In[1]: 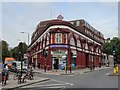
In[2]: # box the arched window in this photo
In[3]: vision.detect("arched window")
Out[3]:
[77,40,81,47]
[55,33,62,43]
[99,49,101,53]
[43,39,45,48]
[96,47,99,53]
[70,36,75,46]
[85,43,88,50]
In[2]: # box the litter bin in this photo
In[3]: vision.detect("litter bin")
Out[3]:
[113,67,116,74]
[116,65,118,73]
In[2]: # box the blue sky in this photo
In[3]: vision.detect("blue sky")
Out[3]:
[1,2,118,47]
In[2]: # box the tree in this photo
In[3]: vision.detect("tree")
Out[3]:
[103,37,120,62]
[1,40,11,63]
[10,42,28,61]
[10,46,19,60]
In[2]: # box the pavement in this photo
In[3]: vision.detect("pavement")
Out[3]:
[1,65,113,90]
[33,65,110,75]
[1,75,49,90]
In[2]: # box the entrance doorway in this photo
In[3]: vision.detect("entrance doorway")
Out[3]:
[54,58,59,65]
[85,53,89,67]
[53,58,59,70]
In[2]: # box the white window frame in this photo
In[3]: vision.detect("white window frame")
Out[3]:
[70,37,75,46]
[77,40,81,47]
[55,33,62,43]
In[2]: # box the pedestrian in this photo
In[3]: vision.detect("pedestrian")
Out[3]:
[2,68,7,85]
[4,64,9,80]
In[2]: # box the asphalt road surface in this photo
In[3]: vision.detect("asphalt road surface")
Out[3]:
[16,67,118,90]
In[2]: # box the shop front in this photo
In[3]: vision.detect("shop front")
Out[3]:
[51,49,68,70]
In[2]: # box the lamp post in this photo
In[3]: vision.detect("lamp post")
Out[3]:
[20,32,29,71]
[21,32,30,45]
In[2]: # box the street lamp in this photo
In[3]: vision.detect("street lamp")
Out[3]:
[21,32,30,45]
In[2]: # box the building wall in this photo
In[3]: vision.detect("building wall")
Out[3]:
[28,20,104,70]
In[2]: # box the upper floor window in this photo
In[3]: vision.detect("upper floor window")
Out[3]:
[70,37,75,46]
[43,40,45,48]
[77,40,81,47]
[46,36,49,45]
[85,43,88,50]
[55,33,62,43]
[76,21,80,26]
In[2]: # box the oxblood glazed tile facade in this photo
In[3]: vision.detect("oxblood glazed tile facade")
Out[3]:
[28,15,105,70]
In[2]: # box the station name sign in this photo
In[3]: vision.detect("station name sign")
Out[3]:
[50,45,68,48]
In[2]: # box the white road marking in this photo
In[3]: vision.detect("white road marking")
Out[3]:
[52,79,74,86]
[106,73,110,75]
[37,84,67,87]
[44,86,66,88]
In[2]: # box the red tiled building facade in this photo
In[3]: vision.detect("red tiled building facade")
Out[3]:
[28,16,105,70]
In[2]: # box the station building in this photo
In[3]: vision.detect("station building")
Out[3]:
[28,15,105,70]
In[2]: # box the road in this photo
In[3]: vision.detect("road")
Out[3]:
[15,67,118,90]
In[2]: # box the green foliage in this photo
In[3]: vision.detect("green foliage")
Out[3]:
[103,37,120,61]
[1,40,11,63]
[10,42,28,60]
